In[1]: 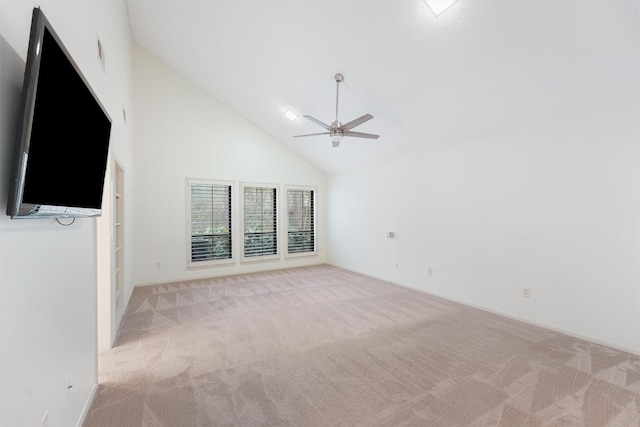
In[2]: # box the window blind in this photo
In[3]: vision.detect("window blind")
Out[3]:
[287,189,315,254]
[243,186,277,257]
[190,182,232,262]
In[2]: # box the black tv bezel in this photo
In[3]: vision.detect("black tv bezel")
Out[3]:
[6,7,112,219]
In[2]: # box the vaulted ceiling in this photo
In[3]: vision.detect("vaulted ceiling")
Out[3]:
[125,0,639,173]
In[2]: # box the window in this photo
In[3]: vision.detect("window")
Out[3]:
[188,179,232,264]
[287,187,316,255]
[242,184,278,258]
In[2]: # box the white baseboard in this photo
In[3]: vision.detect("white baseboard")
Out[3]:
[327,262,640,357]
[134,260,327,288]
[76,382,98,427]
[396,279,640,357]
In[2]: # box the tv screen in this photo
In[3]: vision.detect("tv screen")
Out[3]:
[6,7,112,219]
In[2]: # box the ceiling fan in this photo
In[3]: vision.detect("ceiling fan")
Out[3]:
[294,73,380,148]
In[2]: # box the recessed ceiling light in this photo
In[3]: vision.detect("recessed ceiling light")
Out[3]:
[423,0,459,17]
[284,109,299,121]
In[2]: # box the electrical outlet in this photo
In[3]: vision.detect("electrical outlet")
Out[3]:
[41,411,48,427]
[428,268,433,276]
[522,287,531,298]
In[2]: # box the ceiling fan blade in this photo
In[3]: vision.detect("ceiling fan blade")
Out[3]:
[344,130,380,139]
[340,113,373,131]
[304,115,331,131]
[293,132,331,138]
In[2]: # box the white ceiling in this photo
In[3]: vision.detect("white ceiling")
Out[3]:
[125,0,639,173]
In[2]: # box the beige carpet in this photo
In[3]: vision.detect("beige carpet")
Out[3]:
[84,264,640,426]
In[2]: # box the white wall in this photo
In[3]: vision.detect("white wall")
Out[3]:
[0,1,133,426]
[132,47,327,286]
[328,99,640,354]
[93,0,136,352]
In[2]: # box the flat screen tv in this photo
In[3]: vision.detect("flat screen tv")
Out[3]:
[6,7,112,219]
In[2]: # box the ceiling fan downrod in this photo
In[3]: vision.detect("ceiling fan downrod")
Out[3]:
[334,73,344,126]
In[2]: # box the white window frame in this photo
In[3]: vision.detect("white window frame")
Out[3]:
[186,178,235,268]
[284,185,318,258]
[240,182,280,263]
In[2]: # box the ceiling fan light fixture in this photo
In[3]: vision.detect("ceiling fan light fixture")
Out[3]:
[284,109,299,121]
[331,131,343,144]
[423,0,459,17]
